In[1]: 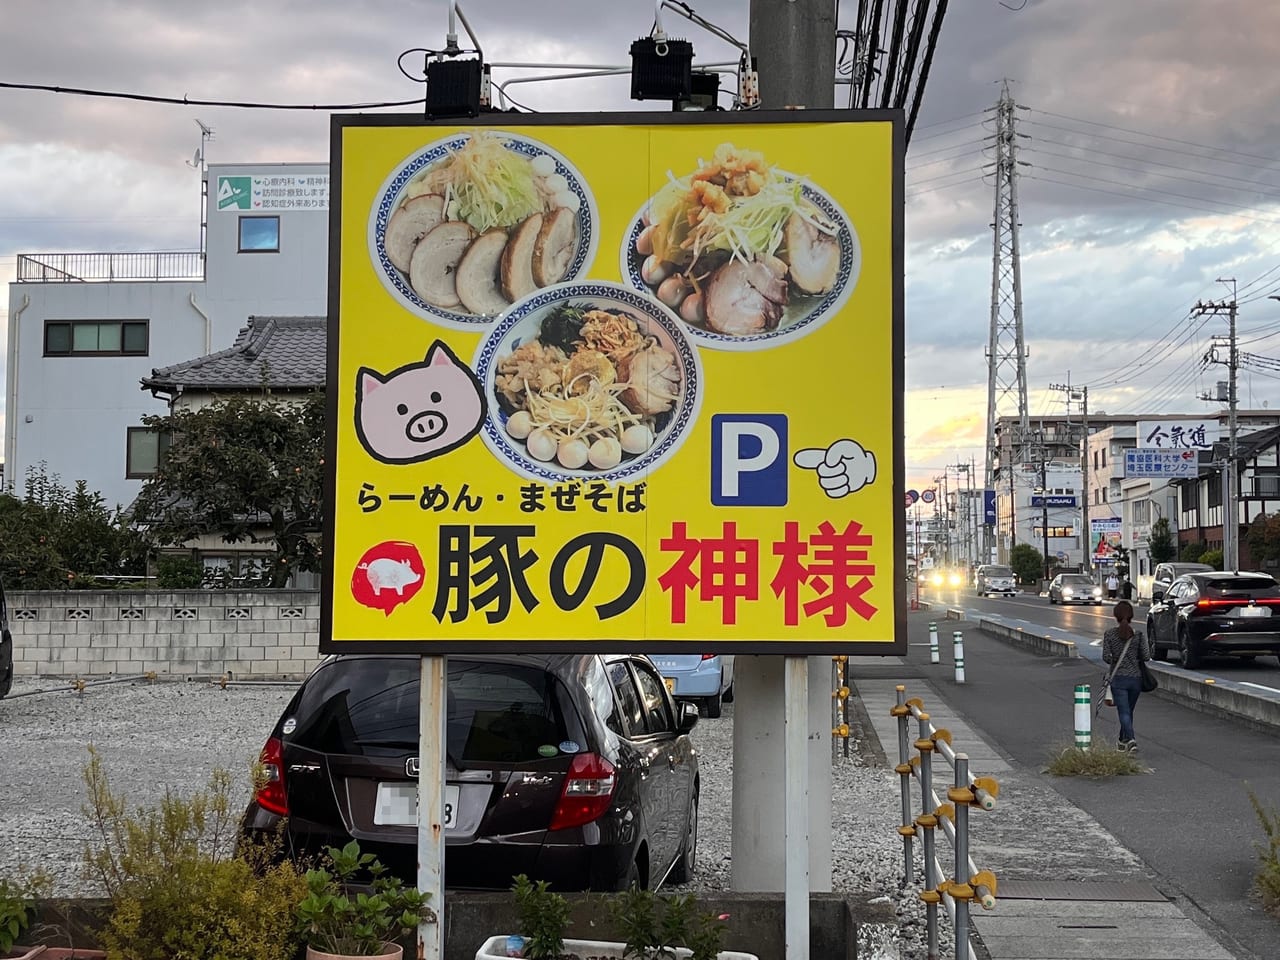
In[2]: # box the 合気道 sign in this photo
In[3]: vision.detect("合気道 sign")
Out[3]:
[322,111,904,653]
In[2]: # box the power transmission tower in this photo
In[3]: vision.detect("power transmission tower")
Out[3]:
[983,78,1030,563]
[1195,283,1239,569]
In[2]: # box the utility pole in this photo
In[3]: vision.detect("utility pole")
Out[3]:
[1037,429,1051,581]
[1050,378,1090,574]
[1195,283,1239,569]
[983,78,1030,564]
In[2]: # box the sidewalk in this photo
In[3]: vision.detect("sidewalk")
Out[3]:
[856,674,1237,960]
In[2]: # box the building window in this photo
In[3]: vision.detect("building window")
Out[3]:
[126,427,170,478]
[1133,499,1152,525]
[1207,473,1222,508]
[238,215,280,252]
[1253,472,1280,497]
[1180,483,1195,512]
[45,320,148,357]
[1032,526,1075,538]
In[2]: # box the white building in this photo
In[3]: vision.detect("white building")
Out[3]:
[4,162,328,508]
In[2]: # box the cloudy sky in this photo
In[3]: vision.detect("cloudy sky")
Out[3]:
[5,0,1280,495]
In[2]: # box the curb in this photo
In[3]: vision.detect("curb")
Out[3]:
[978,618,1077,658]
[978,619,1280,733]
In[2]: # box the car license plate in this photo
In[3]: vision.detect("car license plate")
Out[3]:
[1238,606,1270,618]
[664,677,676,693]
[374,782,460,827]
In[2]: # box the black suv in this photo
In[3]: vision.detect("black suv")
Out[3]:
[241,653,700,892]
[0,577,13,699]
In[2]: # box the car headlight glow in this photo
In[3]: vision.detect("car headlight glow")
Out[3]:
[949,573,962,586]
[1092,587,1102,596]
[1063,588,1074,596]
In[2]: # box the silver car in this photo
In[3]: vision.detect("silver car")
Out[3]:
[975,564,1018,597]
[1048,573,1104,605]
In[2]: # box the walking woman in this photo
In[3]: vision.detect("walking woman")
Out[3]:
[1102,600,1152,751]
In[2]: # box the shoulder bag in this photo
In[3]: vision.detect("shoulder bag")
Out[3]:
[1099,636,1132,710]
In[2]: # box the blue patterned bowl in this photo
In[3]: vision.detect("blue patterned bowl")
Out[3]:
[619,174,859,350]
[369,132,599,330]
[472,281,704,484]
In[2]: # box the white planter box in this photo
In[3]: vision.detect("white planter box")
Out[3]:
[475,936,758,960]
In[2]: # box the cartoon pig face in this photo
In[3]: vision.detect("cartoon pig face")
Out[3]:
[355,341,487,464]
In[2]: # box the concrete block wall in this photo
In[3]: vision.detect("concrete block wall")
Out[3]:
[6,589,325,678]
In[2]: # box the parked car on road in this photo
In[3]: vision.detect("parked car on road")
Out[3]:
[1048,573,1103,605]
[1151,562,1214,602]
[241,653,699,892]
[974,564,1019,597]
[0,577,12,699]
[646,654,734,718]
[1145,571,1280,668]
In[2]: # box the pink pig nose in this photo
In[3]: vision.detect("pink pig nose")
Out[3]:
[406,410,448,443]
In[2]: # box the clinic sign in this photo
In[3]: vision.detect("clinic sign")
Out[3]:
[1124,448,1198,478]
[322,111,904,654]
[216,174,329,212]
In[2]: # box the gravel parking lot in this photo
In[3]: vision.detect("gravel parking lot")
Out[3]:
[0,674,937,957]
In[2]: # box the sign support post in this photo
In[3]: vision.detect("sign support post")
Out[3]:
[416,655,447,960]
[783,655,810,960]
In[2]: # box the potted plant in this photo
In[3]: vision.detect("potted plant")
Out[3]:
[475,878,757,960]
[294,841,433,960]
[80,747,308,960]
[0,875,41,960]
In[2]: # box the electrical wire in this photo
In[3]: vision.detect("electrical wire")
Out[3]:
[1031,163,1280,218]
[1027,135,1279,194]
[1022,118,1280,174]
[0,79,425,110]
[1025,174,1280,229]
[1029,108,1280,167]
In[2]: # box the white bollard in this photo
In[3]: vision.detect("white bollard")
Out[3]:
[1074,684,1091,751]
[952,630,966,684]
[929,621,940,664]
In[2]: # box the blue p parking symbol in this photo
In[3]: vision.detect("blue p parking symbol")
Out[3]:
[711,414,788,506]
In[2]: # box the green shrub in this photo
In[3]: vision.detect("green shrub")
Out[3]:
[512,874,571,959]
[1199,548,1224,570]
[81,746,307,960]
[1045,741,1144,778]
[155,554,205,589]
[606,887,729,960]
[1249,790,1280,916]
[1009,543,1043,586]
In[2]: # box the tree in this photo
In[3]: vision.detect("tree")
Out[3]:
[0,465,145,590]
[1180,540,1207,563]
[1149,517,1176,565]
[1009,543,1043,586]
[131,393,325,589]
[1199,548,1224,570]
[1246,513,1280,572]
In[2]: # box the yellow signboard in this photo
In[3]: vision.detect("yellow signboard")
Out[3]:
[322,110,904,654]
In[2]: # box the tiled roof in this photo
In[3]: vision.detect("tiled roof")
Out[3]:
[141,316,325,393]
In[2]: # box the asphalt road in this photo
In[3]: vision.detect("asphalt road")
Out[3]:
[884,595,1280,960]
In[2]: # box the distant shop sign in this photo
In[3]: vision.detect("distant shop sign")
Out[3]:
[1031,495,1076,507]
[1137,419,1219,451]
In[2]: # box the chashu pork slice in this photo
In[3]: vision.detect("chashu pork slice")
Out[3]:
[455,229,511,317]
[783,210,840,295]
[409,221,477,309]
[500,213,544,302]
[385,194,445,273]
[531,207,577,287]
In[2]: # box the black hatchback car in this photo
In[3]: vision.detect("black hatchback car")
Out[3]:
[0,576,13,699]
[241,653,700,892]
[1146,571,1280,668]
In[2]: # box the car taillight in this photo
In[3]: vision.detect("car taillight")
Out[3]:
[1197,598,1245,608]
[255,736,288,816]
[549,753,616,831]
[701,653,715,661]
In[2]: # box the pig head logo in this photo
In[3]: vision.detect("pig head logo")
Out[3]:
[355,340,486,464]
[351,541,425,616]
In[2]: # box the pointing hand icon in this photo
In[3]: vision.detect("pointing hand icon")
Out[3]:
[794,439,877,499]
